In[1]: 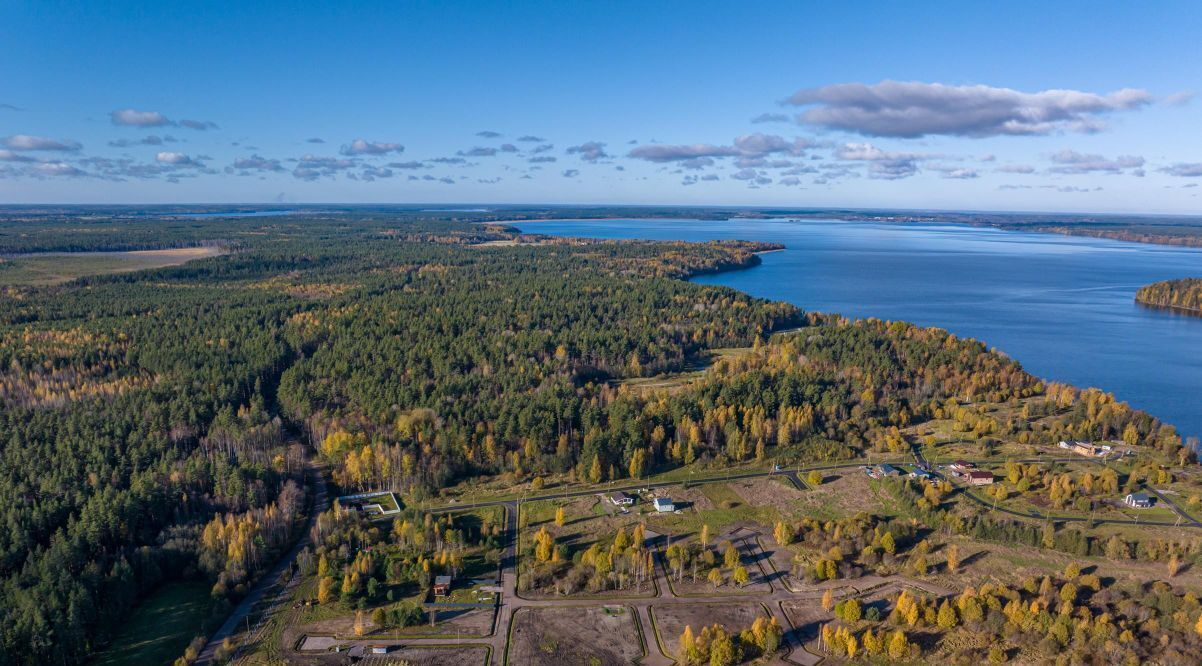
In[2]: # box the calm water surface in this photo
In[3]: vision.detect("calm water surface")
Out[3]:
[516,218,1202,441]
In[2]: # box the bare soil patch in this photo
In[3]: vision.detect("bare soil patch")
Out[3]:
[730,477,807,515]
[508,606,642,666]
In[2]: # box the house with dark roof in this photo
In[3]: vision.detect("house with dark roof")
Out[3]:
[1124,492,1153,508]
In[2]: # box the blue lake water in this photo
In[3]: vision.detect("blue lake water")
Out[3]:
[515,218,1202,442]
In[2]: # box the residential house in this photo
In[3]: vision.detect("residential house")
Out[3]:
[966,471,994,486]
[433,575,452,596]
[1124,492,1153,508]
[610,492,635,506]
[653,497,675,513]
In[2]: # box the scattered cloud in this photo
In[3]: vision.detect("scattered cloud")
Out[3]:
[340,139,404,156]
[32,161,87,177]
[155,151,203,167]
[500,143,518,153]
[751,112,790,124]
[180,119,219,131]
[0,150,34,162]
[834,142,924,179]
[356,166,394,181]
[228,154,284,173]
[1047,149,1143,174]
[2,134,82,151]
[566,141,609,162]
[1161,163,1202,177]
[1164,91,1195,106]
[109,135,176,147]
[458,146,497,157]
[387,160,427,169]
[562,168,580,177]
[110,108,217,130]
[306,137,325,144]
[430,156,467,165]
[517,135,545,142]
[786,80,1152,138]
[629,143,737,163]
[292,154,357,180]
[111,108,172,127]
[996,163,1036,174]
[628,134,815,168]
[528,156,557,163]
[476,130,502,138]
[930,165,979,179]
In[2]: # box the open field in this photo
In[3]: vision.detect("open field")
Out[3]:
[507,606,643,665]
[0,246,225,286]
[617,346,757,394]
[90,581,211,666]
[786,469,899,521]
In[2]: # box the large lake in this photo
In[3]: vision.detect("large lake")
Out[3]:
[515,218,1202,442]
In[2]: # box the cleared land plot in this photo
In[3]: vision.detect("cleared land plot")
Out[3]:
[617,347,755,394]
[361,645,489,665]
[90,581,211,666]
[0,247,224,286]
[508,606,643,666]
[299,604,494,639]
[786,470,897,521]
[652,602,769,660]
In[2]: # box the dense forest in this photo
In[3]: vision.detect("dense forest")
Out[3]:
[1137,277,1202,313]
[0,208,1192,665]
[0,210,793,664]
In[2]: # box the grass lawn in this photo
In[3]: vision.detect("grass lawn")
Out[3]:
[91,581,211,666]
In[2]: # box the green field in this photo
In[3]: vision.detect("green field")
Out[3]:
[90,582,212,666]
[0,247,223,286]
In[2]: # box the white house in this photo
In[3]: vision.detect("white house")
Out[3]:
[653,497,675,512]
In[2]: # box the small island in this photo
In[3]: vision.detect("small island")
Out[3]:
[1135,278,1202,315]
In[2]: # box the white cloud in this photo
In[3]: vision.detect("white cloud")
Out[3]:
[1047,149,1143,174]
[2,134,81,151]
[340,139,404,156]
[111,109,173,127]
[786,80,1152,138]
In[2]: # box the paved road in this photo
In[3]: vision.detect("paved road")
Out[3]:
[196,464,328,665]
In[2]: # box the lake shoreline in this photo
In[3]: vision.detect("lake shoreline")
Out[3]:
[516,217,1202,441]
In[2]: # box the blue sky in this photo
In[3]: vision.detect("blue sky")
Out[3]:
[2,1,1201,212]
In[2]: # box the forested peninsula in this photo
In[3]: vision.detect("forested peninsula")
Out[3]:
[1136,278,1202,314]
